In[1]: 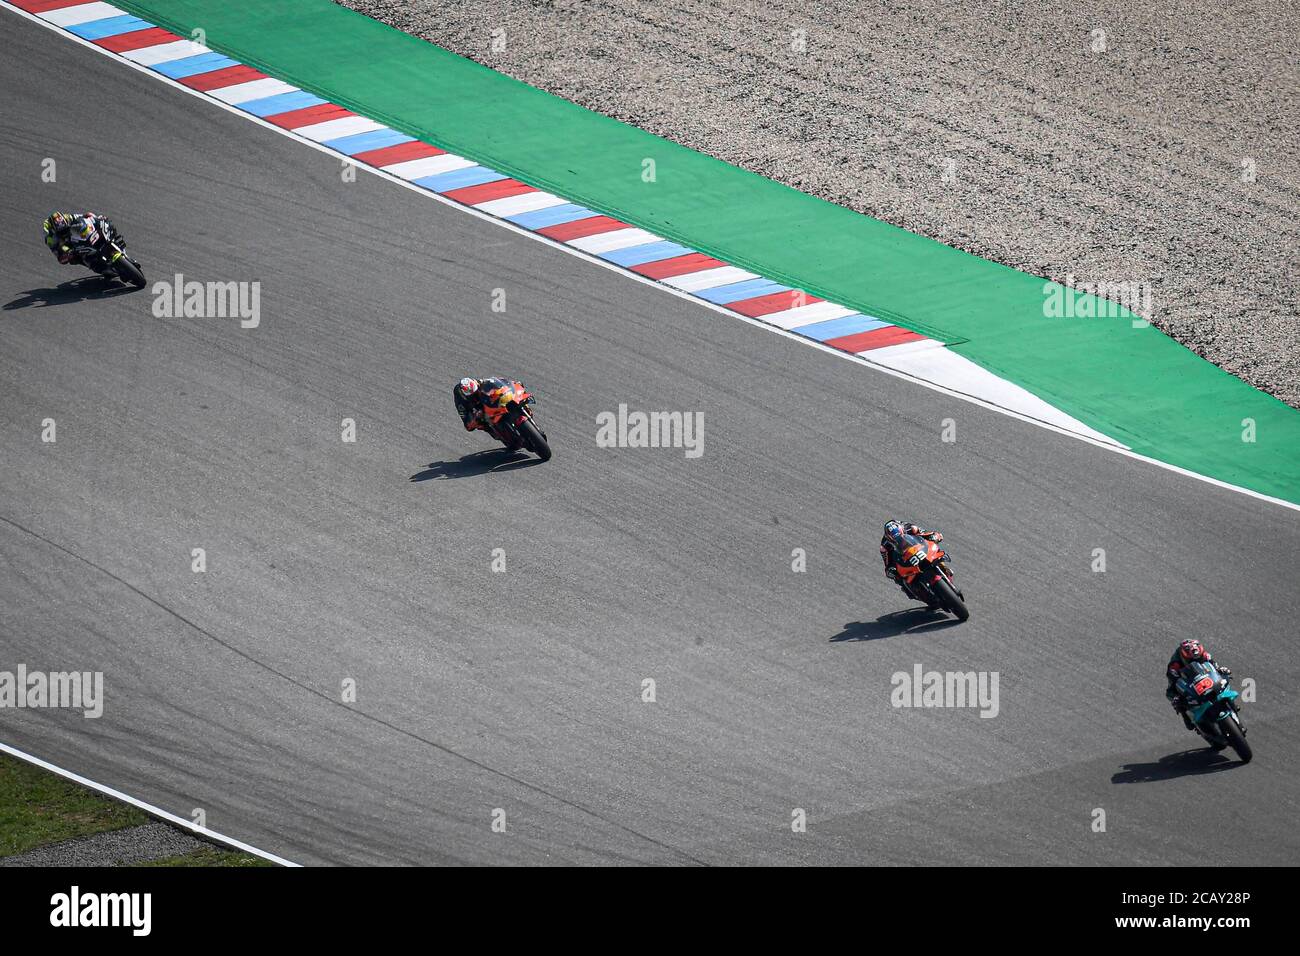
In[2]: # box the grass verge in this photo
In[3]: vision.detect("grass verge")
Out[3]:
[0,752,271,866]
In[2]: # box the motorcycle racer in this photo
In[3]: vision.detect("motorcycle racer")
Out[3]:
[43,210,122,270]
[1165,639,1233,731]
[453,377,485,431]
[454,376,522,450]
[880,519,949,602]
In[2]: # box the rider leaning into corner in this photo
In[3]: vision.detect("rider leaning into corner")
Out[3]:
[1165,639,1234,731]
[454,377,521,450]
[879,519,950,603]
[42,210,122,270]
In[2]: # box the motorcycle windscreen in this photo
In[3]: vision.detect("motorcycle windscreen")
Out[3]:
[1179,660,1220,698]
[489,381,520,406]
[897,534,927,565]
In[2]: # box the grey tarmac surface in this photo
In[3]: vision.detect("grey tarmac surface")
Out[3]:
[1,14,1298,865]
[344,0,1300,407]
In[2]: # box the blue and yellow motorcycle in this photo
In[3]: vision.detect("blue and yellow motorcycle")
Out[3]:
[1175,660,1252,763]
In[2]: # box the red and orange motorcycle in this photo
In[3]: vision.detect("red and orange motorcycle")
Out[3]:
[479,379,552,461]
[893,532,969,621]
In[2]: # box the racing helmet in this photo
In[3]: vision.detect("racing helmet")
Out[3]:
[456,377,480,399]
[1178,639,1205,663]
[884,519,904,542]
[43,211,71,238]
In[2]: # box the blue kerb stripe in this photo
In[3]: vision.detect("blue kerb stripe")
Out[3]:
[507,204,595,229]
[414,166,508,193]
[600,241,694,267]
[697,278,791,304]
[68,15,150,40]
[152,52,240,79]
[323,129,416,155]
[792,314,888,341]
[239,90,328,117]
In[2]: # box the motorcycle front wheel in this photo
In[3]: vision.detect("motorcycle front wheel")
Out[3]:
[113,254,146,288]
[1222,716,1253,763]
[932,577,969,621]
[518,417,551,461]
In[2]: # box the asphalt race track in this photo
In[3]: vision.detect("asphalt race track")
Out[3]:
[2,15,1298,865]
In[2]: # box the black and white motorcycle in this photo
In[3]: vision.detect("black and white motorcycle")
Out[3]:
[58,216,146,288]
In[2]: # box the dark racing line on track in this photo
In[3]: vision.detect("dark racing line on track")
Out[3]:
[1,11,1298,864]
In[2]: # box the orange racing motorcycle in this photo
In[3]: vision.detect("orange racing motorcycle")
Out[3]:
[479,379,552,461]
[892,532,969,621]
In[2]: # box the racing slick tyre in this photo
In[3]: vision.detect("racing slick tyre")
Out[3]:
[1223,717,1253,763]
[933,578,970,621]
[114,256,146,288]
[518,418,552,462]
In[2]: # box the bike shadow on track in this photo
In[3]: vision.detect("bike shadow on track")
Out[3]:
[1111,748,1245,784]
[4,277,140,311]
[829,608,963,642]
[409,448,544,481]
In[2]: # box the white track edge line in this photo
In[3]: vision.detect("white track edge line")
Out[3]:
[5,1,1297,515]
[0,740,301,866]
